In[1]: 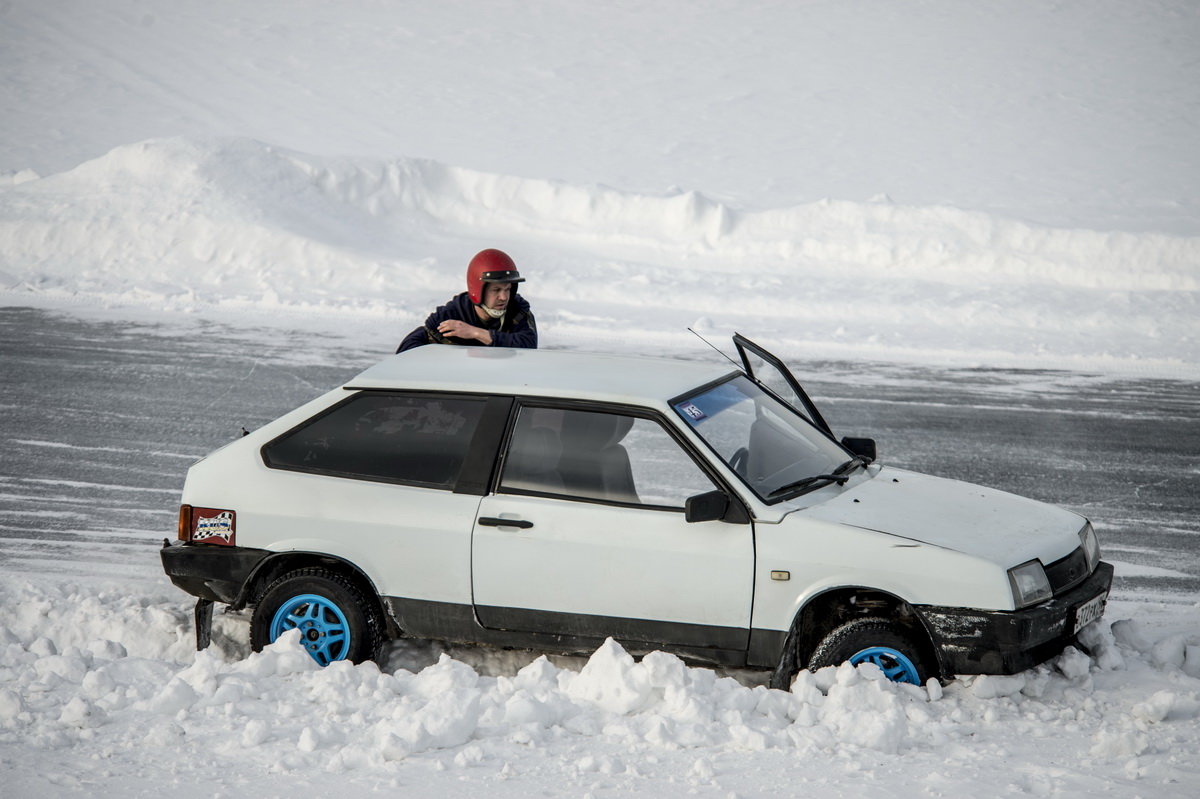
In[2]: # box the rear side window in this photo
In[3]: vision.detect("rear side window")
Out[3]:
[263,393,486,489]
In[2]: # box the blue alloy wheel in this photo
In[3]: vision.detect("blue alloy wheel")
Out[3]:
[776,616,931,690]
[849,645,922,684]
[269,593,351,666]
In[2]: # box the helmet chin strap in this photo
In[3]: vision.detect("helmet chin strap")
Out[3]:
[479,304,505,319]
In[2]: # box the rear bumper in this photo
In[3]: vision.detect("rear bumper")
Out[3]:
[160,540,268,605]
[918,561,1114,675]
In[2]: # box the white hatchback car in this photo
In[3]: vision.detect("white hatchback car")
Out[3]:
[162,335,1112,686]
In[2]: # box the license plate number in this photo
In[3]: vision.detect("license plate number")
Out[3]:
[1073,592,1107,634]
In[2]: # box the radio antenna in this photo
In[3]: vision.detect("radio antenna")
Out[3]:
[687,327,741,369]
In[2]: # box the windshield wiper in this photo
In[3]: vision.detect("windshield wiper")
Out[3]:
[767,472,849,499]
[767,458,865,500]
[833,456,868,476]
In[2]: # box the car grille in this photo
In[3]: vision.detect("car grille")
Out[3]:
[1046,546,1090,595]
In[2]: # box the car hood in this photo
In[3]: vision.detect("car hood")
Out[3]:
[794,466,1083,568]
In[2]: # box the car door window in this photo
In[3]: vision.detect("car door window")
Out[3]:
[262,392,486,489]
[500,407,715,508]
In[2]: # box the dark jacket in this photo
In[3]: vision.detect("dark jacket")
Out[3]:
[397,292,537,353]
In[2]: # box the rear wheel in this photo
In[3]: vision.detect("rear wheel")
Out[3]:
[806,617,927,685]
[250,568,384,666]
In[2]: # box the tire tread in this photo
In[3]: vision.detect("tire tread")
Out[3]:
[249,567,385,664]
[806,617,927,682]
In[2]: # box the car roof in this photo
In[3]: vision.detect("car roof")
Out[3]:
[348,346,741,405]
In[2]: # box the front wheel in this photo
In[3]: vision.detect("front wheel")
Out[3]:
[806,617,928,685]
[250,568,384,666]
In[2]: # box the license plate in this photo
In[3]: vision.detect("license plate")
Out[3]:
[1073,592,1107,634]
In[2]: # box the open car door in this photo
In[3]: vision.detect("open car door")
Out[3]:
[732,333,835,439]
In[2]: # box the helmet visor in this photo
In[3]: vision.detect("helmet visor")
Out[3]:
[480,269,524,284]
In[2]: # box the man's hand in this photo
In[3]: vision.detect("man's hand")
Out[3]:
[437,319,493,345]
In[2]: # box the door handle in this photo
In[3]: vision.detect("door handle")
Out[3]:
[478,516,534,529]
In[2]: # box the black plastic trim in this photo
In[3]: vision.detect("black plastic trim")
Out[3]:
[747,627,789,668]
[454,395,515,495]
[478,516,534,528]
[918,561,1114,675]
[160,541,270,604]
[385,596,751,668]
[1045,545,1089,595]
[476,604,748,651]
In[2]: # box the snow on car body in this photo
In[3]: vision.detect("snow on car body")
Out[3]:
[162,336,1112,685]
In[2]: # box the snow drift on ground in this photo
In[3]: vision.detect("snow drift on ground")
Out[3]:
[2,577,1200,798]
[2,136,1198,376]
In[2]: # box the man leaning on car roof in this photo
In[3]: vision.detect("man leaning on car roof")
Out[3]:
[397,249,538,352]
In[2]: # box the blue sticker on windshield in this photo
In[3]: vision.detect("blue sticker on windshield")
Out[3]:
[677,402,707,422]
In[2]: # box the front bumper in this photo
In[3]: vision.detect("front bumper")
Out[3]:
[160,540,269,606]
[918,561,1114,675]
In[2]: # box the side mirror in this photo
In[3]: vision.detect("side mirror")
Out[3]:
[685,490,751,524]
[841,436,877,462]
[685,490,730,523]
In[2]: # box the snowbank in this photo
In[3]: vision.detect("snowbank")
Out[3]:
[2,578,1198,796]
[5,2,1199,236]
[2,138,1197,376]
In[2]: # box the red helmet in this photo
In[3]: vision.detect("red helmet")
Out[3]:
[466,249,524,305]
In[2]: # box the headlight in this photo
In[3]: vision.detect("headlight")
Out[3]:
[1008,560,1052,608]
[1079,521,1101,574]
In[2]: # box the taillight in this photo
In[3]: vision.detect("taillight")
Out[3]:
[178,505,193,541]
[178,505,237,546]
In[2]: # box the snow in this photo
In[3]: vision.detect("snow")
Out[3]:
[2,0,1199,796]
[2,576,1200,797]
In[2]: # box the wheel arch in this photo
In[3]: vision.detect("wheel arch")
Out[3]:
[771,585,943,687]
[234,551,398,636]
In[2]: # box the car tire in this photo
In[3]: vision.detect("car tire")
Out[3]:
[806,617,927,685]
[250,568,384,667]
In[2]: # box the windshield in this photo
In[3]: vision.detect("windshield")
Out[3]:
[674,375,848,501]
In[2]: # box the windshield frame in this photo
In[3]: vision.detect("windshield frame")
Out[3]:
[670,373,854,505]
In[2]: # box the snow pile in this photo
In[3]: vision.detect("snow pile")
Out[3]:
[2,578,1199,796]
[4,2,1199,236]
[2,137,1198,375]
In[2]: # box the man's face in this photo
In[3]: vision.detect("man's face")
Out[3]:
[482,282,512,311]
